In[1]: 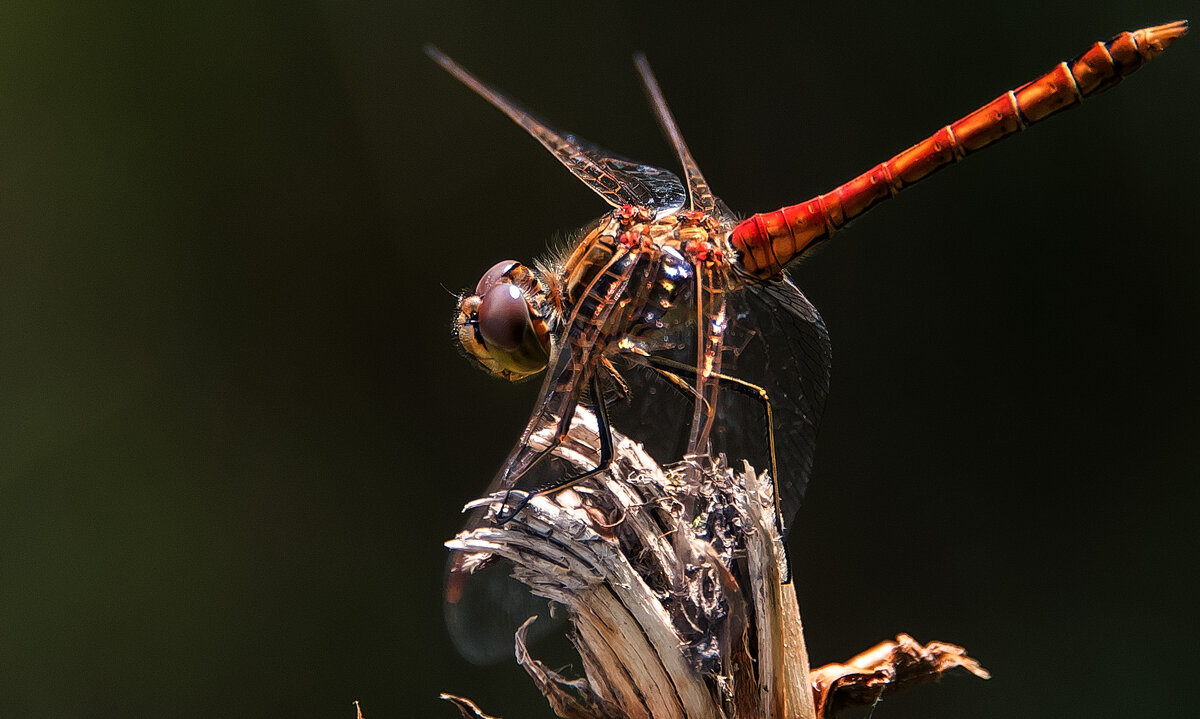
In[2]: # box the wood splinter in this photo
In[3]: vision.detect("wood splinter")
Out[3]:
[443,407,988,718]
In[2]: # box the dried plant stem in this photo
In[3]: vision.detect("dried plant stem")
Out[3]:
[444,408,987,718]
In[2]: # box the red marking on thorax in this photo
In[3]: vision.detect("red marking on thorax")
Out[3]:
[685,239,723,264]
[615,204,652,226]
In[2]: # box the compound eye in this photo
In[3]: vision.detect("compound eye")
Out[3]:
[475,260,519,297]
[478,283,531,351]
[477,283,549,374]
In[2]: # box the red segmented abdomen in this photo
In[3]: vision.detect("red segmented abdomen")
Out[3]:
[730,21,1188,279]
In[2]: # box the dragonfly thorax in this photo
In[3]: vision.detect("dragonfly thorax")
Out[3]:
[454,206,734,385]
[559,206,732,304]
[540,205,741,369]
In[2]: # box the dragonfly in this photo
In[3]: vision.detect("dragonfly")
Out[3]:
[429,21,1187,664]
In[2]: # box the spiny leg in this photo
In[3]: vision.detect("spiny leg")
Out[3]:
[643,355,795,582]
[601,356,632,404]
[494,373,615,524]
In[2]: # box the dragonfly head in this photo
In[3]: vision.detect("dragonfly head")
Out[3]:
[455,260,552,382]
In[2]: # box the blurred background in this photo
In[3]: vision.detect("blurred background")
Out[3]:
[1,1,1197,717]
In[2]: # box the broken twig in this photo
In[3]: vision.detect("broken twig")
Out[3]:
[444,407,986,717]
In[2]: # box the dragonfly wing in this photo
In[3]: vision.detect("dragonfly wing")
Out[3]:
[444,247,644,662]
[730,277,832,536]
[633,54,728,216]
[443,552,563,665]
[427,46,686,215]
[582,143,688,216]
[440,330,590,661]
[617,268,829,538]
[442,347,602,664]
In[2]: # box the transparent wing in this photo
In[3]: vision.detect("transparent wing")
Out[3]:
[443,552,563,665]
[745,278,832,532]
[444,248,641,662]
[602,270,829,539]
[441,337,593,661]
[720,276,832,535]
[633,54,728,216]
[427,46,687,215]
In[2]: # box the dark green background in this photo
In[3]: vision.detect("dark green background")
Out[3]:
[2,1,1197,717]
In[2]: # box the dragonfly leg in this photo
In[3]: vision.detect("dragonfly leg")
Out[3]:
[601,356,632,403]
[494,373,615,524]
[643,356,795,582]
